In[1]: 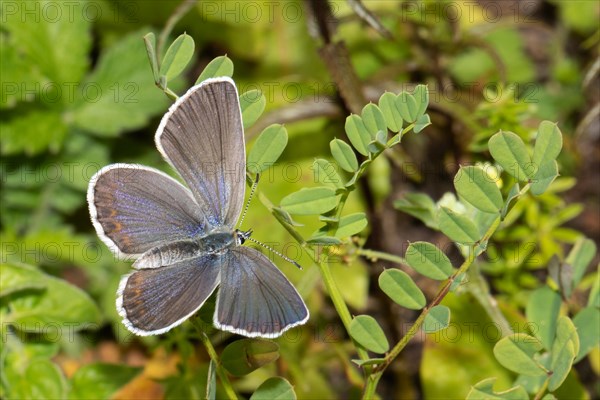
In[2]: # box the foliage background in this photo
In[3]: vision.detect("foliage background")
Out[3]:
[1,0,598,399]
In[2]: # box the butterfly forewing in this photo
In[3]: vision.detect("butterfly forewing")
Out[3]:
[156,78,246,228]
[118,253,222,335]
[215,246,309,338]
[88,164,208,256]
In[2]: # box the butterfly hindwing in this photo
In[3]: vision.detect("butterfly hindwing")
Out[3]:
[215,246,309,338]
[117,253,222,335]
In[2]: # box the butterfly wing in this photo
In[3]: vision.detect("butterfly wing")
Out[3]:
[117,253,222,335]
[214,247,309,338]
[156,77,246,228]
[88,164,209,257]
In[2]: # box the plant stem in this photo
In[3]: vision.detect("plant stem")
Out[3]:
[312,256,370,363]
[533,377,550,400]
[157,0,197,58]
[260,192,370,363]
[356,248,408,266]
[162,87,180,101]
[192,321,237,400]
[361,216,502,399]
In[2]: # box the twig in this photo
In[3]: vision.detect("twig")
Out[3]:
[157,0,197,59]
[362,216,502,398]
[347,0,393,39]
[192,320,238,400]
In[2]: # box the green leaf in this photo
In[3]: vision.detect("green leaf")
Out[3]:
[549,316,579,391]
[335,213,368,238]
[4,264,101,331]
[240,90,266,129]
[396,92,418,122]
[549,256,576,294]
[532,121,562,169]
[438,207,481,244]
[69,363,141,400]
[271,206,303,227]
[394,193,437,229]
[378,92,403,132]
[413,113,431,133]
[530,160,559,196]
[361,103,387,135]
[367,134,387,154]
[566,237,597,287]
[405,242,453,280]
[351,358,386,367]
[454,166,503,213]
[159,33,195,81]
[0,263,46,297]
[5,359,67,400]
[493,334,545,376]
[250,377,296,400]
[313,159,343,189]
[466,378,529,400]
[413,85,429,118]
[221,339,279,376]
[206,360,216,400]
[572,307,600,362]
[196,55,234,84]
[247,124,288,174]
[423,305,450,333]
[306,236,342,245]
[71,29,171,136]
[501,182,520,217]
[143,32,159,83]
[330,139,358,172]
[1,110,68,155]
[488,131,534,182]
[4,0,91,84]
[349,315,389,354]
[525,286,561,349]
[345,114,371,156]
[280,187,338,215]
[378,269,426,310]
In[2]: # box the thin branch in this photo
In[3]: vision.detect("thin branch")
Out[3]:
[157,0,197,59]
[347,0,393,39]
[192,321,238,400]
[361,216,503,399]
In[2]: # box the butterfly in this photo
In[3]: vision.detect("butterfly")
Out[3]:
[87,77,309,338]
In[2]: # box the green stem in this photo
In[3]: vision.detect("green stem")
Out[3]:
[362,216,502,399]
[193,322,237,400]
[533,377,550,400]
[157,0,198,58]
[260,193,369,363]
[356,248,407,266]
[162,87,180,101]
[312,255,370,363]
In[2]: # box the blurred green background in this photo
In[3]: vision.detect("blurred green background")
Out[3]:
[1,0,598,399]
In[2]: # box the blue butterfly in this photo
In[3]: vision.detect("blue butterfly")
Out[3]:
[88,78,308,338]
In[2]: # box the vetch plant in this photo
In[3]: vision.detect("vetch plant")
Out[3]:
[2,4,597,397]
[137,29,597,399]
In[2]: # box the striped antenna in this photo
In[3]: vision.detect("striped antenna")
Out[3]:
[246,236,302,270]
[238,173,260,228]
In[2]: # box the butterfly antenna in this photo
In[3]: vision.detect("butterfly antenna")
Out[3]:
[246,236,303,270]
[238,173,260,228]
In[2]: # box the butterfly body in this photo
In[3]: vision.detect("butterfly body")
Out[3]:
[88,77,308,338]
[132,229,247,269]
